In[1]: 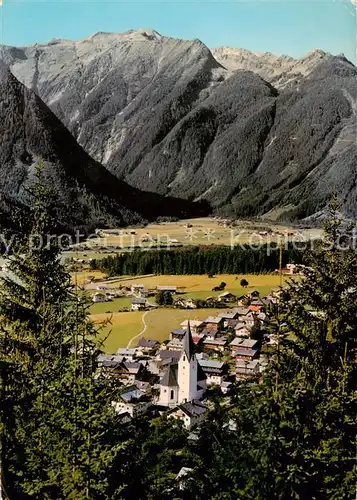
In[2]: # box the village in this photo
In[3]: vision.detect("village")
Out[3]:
[96,283,287,432]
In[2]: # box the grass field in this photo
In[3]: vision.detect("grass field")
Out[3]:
[90,297,132,314]
[104,273,289,297]
[91,307,226,353]
[68,217,322,255]
[91,312,144,353]
[71,270,107,286]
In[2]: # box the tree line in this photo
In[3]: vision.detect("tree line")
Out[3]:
[92,244,306,276]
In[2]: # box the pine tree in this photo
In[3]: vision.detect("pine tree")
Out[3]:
[0,166,122,498]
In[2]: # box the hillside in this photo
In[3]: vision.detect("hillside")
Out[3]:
[0,61,208,233]
[1,29,356,220]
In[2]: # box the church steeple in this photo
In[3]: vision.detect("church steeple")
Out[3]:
[182,321,196,361]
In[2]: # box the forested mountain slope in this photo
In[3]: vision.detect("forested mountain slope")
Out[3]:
[1,29,356,220]
[0,61,207,232]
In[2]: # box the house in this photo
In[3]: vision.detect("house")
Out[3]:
[131,298,147,311]
[245,312,258,327]
[199,327,217,340]
[239,339,259,351]
[114,362,145,384]
[218,309,240,320]
[203,338,227,352]
[234,307,251,317]
[97,354,125,378]
[221,380,233,394]
[198,359,228,386]
[168,400,208,429]
[248,304,263,313]
[230,338,259,353]
[233,348,258,362]
[175,467,193,490]
[217,292,236,303]
[136,338,159,353]
[203,316,224,332]
[236,359,260,380]
[229,338,244,352]
[158,326,206,407]
[157,350,182,363]
[96,285,108,291]
[117,347,137,359]
[170,328,187,341]
[112,386,151,418]
[131,284,148,298]
[92,292,107,303]
[234,324,251,337]
[180,320,205,335]
[166,338,184,351]
[174,298,196,309]
[226,318,239,329]
[157,285,177,294]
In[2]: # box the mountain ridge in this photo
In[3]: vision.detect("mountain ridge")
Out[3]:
[1,30,356,221]
[0,61,208,232]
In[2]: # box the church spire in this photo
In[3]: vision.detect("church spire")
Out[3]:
[182,321,196,361]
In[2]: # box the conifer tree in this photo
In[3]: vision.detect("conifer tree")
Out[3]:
[0,166,122,498]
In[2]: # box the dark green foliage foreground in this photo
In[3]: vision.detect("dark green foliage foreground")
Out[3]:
[0,175,355,498]
[95,244,305,276]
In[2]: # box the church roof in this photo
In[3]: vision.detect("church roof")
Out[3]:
[161,363,178,387]
[182,322,196,361]
[197,362,207,382]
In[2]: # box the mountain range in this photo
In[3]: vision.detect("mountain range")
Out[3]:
[1,28,356,224]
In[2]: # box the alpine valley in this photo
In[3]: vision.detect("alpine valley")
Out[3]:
[1,28,356,225]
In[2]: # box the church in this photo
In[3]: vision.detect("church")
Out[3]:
[158,325,207,407]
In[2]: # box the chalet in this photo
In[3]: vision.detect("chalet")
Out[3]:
[248,304,263,313]
[173,298,196,309]
[198,359,228,386]
[175,467,193,490]
[229,338,244,352]
[229,338,259,353]
[239,339,259,351]
[218,309,240,320]
[234,307,250,317]
[203,338,227,352]
[217,292,236,303]
[226,318,239,329]
[170,328,187,341]
[168,401,208,429]
[131,284,148,298]
[235,359,260,380]
[114,362,145,384]
[234,324,251,337]
[157,350,182,363]
[166,339,184,351]
[199,327,218,340]
[233,348,258,362]
[203,316,224,332]
[157,285,177,294]
[180,320,205,335]
[245,312,258,327]
[221,380,233,394]
[136,338,159,353]
[117,347,137,359]
[131,298,147,311]
[112,386,151,418]
[92,292,107,303]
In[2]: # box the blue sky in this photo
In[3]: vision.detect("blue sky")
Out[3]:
[1,0,356,63]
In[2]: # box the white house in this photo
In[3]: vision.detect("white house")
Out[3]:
[92,292,107,303]
[168,400,208,429]
[131,298,147,311]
